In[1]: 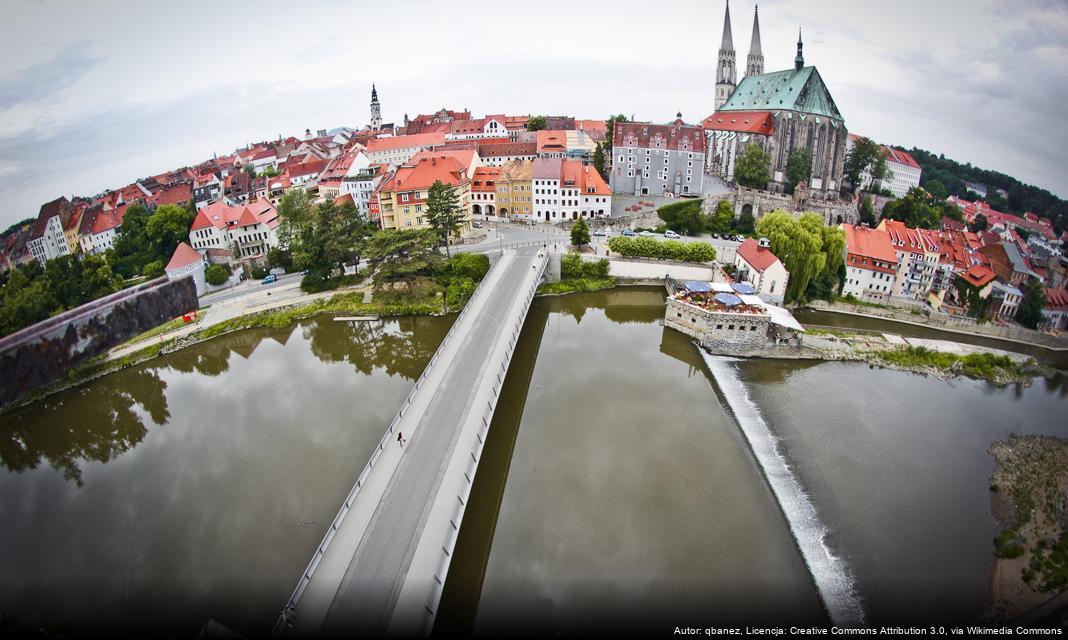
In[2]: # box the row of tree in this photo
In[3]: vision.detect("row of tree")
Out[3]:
[657,199,754,236]
[0,254,122,337]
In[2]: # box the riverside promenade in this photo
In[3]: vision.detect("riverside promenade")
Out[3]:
[277,246,548,637]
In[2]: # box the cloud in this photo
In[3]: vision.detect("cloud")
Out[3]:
[0,42,99,110]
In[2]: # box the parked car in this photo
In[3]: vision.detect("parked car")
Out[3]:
[622,229,637,237]
[639,230,654,237]
[262,274,277,284]
[664,230,681,239]
[472,221,483,228]
[593,229,608,237]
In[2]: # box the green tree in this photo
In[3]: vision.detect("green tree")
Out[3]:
[364,228,442,294]
[859,195,877,226]
[870,149,891,193]
[924,179,948,200]
[445,253,490,281]
[426,180,465,258]
[205,264,230,286]
[968,213,989,233]
[734,144,771,190]
[111,204,153,278]
[955,276,993,318]
[592,143,606,178]
[709,198,735,235]
[1016,278,1047,329]
[735,208,756,234]
[658,200,706,235]
[843,136,879,194]
[603,114,629,162]
[755,211,830,302]
[571,216,591,247]
[526,115,547,131]
[145,204,195,264]
[785,147,812,195]
[0,268,55,336]
[243,164,256,179]
[882,187,942,229]
[143,260,165,279]
[267,247,293,272]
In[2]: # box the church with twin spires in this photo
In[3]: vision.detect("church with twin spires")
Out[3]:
[705,2,849,202]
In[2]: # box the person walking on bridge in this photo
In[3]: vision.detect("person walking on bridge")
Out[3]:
[397,432,406,447]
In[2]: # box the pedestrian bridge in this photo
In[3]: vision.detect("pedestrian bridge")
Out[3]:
[275,246,549,637]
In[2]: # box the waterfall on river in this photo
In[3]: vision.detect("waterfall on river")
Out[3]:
[700,351,866,627]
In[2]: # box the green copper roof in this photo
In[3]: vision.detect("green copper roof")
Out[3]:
[718,66,844,122]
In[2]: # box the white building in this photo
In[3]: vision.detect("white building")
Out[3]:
[841,223,899,302]
[734,237,790,304]
[188,199,281,262]
[476,141,537,167]
[878,219,939,302]
[445,115,508,140]
[847,135,922,198]
[531,158,612,222]
[165,241,209,296]
[26,197,75,265]
[365,132,445,167]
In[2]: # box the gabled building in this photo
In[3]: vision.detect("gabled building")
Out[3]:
[188,199,280,263]
[531,158,612,222]
[877,219,940,302]
[445,115,508,140]
[165,241,209,296]
[27,197,75,265]
[365,132,446,167]
[609,116,706,197]
[734,237,789,304]
[476,141,537,167]
[471,166,500,217]
[1043,288,1068,331]
[375,155,473,234]
[193,173,223,208]
[78,204,127,255]
[846,137,921,198]
[841,223,898,302]
[496,160,534,220]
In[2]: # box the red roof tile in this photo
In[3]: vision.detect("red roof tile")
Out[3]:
[736,238,781,272]
[701,111,774,135]
[165,242,203,271]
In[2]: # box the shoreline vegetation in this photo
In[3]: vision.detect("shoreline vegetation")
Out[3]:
[987,435,1068,620]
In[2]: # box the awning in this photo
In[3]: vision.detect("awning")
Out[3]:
[764,304,805,332]
[738,294,765,307]
[683,280,712,293]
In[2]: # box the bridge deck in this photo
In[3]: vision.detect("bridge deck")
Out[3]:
[281,246,546,637]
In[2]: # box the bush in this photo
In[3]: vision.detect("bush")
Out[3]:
[205,264,229,286]
[561,254,609,279]
[444,253,489,281]
[995,529,1026,559]
[250,266,269,280]
[445,277,477,310]
[143,260,164,279]
[607,236,716,262]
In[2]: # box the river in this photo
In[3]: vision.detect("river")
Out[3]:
[2,289,1066,636]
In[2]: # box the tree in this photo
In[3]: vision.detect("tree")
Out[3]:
[924,179,949,200]
[426,180,465,258]
[145,204,195,264]
[870,149,892,193]
[364,229,442,294]
[526,115,547,131]
[755,211,833,303]
[111,204,153,278]
[734,144,771,190]
[955,276,993,319]
[735,208,756,234]
[592,143,606,178]
[785,147,812,195]
[603,114,629,162]
[968,214,989,233]
[205,264,230,286]
[843,136,879,194]
[658,200,706,236]
[571,216,591,248]
[882,187,943,229]
[858,195,877,226]
[243,164,257,179]
[143,260,164,279]
[1016,278,1048,329]
[709,198,735,235]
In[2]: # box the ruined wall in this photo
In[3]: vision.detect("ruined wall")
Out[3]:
[664,297,769,350]
[0,276,198,407]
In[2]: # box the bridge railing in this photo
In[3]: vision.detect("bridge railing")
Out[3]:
[418,250,549,635]
[272,249,533,636]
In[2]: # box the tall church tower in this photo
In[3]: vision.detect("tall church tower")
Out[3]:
[714,1,737,110]
[370,83,382,131]
[795,29,805,70]
[745,5,764,77]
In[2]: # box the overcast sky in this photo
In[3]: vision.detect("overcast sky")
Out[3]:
[1,0,1065,227]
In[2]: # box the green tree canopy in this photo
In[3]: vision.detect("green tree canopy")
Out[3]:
[882,187,948,229]
[0,254,122,337]
[657,200,706,236]
[1016,278,1048,329]
[735,208,756,234]
[785,147,812,195]
[843,136,880,194]
[205,264,230,286]
[426,180,466,258]
[734,144,771,190]
[604,114,628,155]
[968,213,989,233]
[592,143,606,178]
[924,179,948,200]
[364,228,442,294]
[571,216,591,247]
[526,115,547,131]
[709,198,735,235]
[755,211,836,302]
[859,195,877,226]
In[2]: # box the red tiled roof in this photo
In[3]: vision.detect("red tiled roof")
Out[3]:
[736,238,781,272]
[536,130,568,153]
[165,242,203,271]
[191,199,279,231]
[409,149,476,171]
[842,223,898,274]
[379,156,469,195]
[153,182,192,207]
[959,265,996,288]
[471,166,501,192]
[885,148,919,169]
[613,120,706,153]
[701,111,774,135]
[1046,288,1068,311]
[477,141,536,157]
[366,132,445,153]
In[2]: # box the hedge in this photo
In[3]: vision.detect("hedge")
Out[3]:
[607,236,716,262]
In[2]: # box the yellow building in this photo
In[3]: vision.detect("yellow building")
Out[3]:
[63,206,84,255]
[496,160,533,220]
[377,155,473,235]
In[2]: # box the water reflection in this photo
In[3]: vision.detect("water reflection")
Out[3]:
[0,368,167,486]
[304,316,448,379]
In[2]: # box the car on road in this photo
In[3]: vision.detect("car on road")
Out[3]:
[472,221,483,228]
[262,274,277,284]
[639,230,654,237]
[622,229,637,237]
[664,230,681,239]
[593,229,608,237]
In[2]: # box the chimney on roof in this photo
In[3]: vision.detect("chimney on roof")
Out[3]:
[758,237,771,248]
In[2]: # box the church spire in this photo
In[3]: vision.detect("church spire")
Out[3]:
[714,1,737,110]
[745,4,764,77]
[369,83,382,131]
[795,28,805,70]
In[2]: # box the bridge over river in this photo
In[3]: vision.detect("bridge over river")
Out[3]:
[275,246,549,637]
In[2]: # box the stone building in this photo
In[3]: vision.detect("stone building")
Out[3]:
[608,116,705,197]
[720,184,857,226]
[664,280,803,352]
[704,3,849,202]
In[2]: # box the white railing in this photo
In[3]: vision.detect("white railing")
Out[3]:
[417,250,548,636]
[272,249,547,637]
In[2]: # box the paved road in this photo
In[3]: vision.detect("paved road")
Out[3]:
[315,246,542,636]
[199,272,303,305]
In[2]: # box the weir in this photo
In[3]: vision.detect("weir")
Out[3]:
[700,351,866,626]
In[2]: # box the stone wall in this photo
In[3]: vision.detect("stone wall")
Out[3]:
[665,297,769,350]
[709,185,858,226]
[0,276,199,407]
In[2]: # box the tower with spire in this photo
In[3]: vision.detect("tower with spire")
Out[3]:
[714,1,737,110]
[369,83,382,131]
[795,29,805,70]
[745,5,764,77]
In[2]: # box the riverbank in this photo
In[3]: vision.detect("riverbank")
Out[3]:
[0,286,448,416]
[987,435,1068,621]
